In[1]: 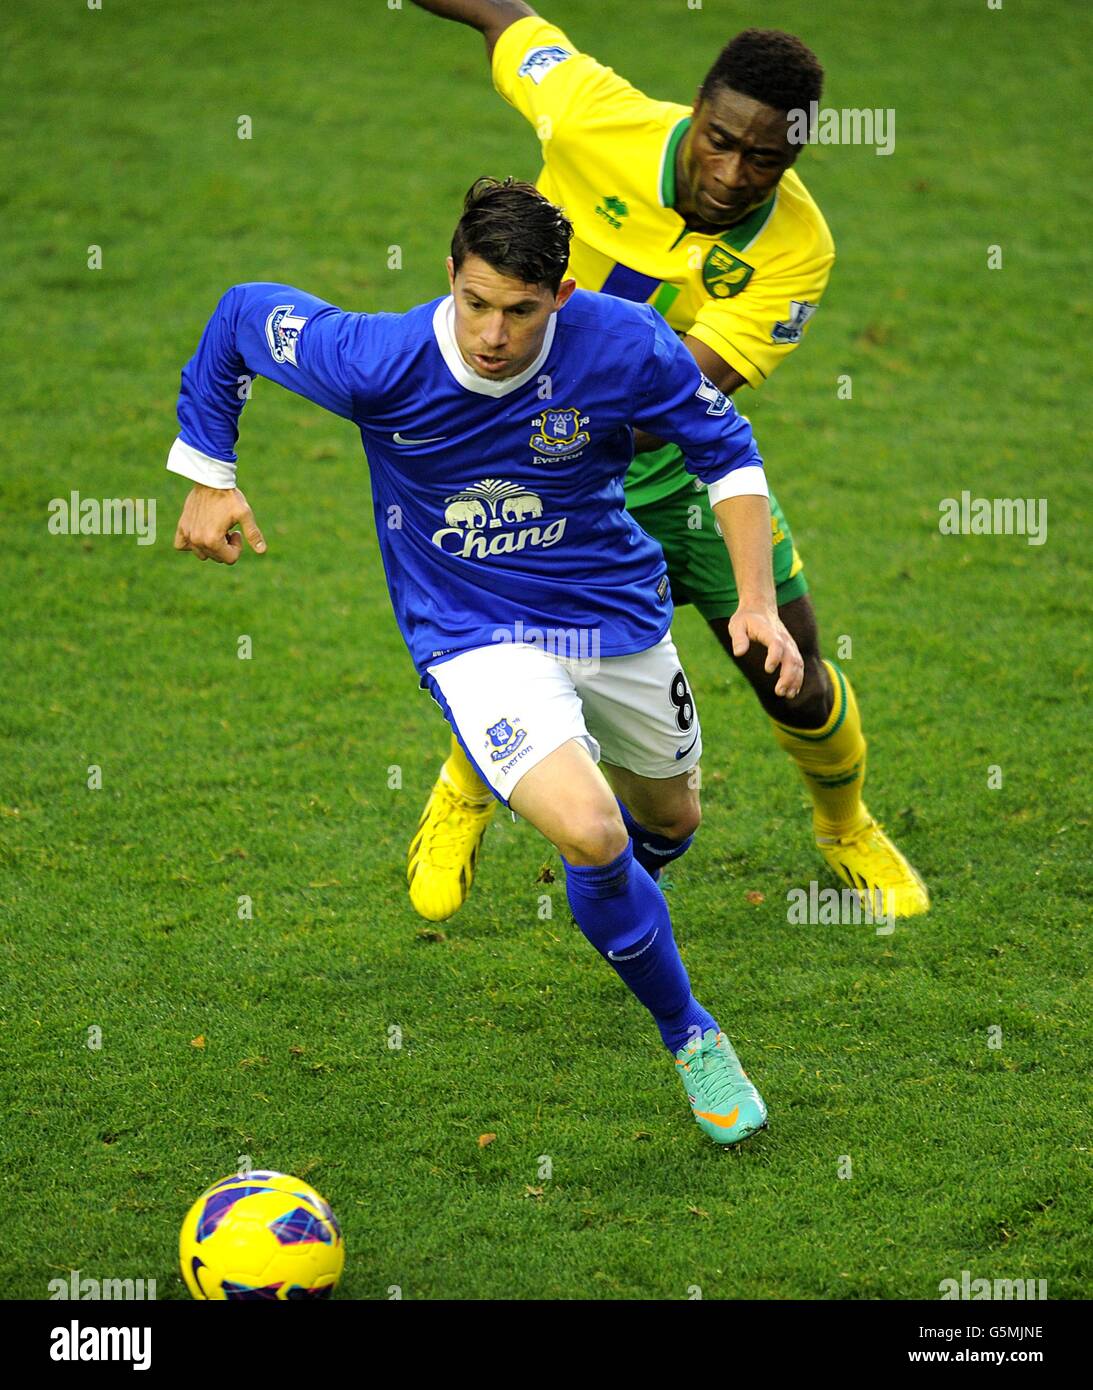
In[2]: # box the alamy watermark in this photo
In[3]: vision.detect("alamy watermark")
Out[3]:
[491,618,601,671]
[788,102,895,156]
[939,1270,1047,1301]
[47,492,156,546]
[938,492,1046,546]
[49,1321,152,1371]
[787,881,894,935]
[48,1268,157,1300]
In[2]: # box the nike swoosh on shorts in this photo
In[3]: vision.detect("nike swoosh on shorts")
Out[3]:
[675,732,699,760]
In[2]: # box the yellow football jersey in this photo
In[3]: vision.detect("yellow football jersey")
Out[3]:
[492,15,835,393]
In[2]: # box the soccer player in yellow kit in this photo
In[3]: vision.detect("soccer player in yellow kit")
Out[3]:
[404,0,929,921]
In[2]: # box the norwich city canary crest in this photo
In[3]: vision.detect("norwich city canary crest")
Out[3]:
[702,245,754,299]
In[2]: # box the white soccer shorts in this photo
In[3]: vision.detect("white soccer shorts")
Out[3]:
[424,631,702,805]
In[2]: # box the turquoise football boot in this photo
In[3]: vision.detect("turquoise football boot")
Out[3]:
[675,1028,768,1145]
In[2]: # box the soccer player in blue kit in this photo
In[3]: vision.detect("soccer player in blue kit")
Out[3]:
[167,179,802,1146]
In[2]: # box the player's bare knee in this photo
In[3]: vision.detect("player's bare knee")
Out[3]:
[674,797,701,842]
[559,810,630,866]
[631,789,698,839]
[643,796,700,843]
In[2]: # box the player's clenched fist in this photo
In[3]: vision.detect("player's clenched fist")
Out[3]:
[173,484,267,564]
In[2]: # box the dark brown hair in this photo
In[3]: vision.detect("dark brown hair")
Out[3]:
[451,177,573,294]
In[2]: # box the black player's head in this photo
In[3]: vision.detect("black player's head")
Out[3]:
[447,178,577,381]
[679,29,824,231]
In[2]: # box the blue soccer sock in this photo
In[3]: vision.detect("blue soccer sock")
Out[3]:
[563,841,718,1053]
[617,799,694,882]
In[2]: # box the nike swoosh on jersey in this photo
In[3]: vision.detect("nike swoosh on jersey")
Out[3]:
[392,431,447,445]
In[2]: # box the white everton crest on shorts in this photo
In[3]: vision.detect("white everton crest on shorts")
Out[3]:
[518,45,573,84]
[486,716,527,763]
[265,304,308,367]
[425,633,702,806]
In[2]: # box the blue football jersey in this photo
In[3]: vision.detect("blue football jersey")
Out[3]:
[170,284,766,675]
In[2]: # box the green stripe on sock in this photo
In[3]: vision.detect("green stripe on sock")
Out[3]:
[806,769,863,789]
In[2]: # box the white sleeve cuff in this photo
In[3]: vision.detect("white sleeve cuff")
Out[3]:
[166,436,238,489]
[706,465,769,508]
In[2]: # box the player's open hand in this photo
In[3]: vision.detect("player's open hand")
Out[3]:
[728,605,804,699]
[173,484,267,564]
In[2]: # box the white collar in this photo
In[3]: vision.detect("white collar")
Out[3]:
[431,295,557,397]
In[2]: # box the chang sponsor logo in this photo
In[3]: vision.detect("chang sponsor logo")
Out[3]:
[431,478,567,558]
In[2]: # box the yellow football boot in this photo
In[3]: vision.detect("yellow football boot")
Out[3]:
[406,774,496,922]
[815,809,930,918]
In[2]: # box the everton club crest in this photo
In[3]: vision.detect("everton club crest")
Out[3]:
[487,717,527,762]
[530,407,591,459]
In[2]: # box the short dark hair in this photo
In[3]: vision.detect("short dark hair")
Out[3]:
[451,177,573,294]
[700,28,824,115]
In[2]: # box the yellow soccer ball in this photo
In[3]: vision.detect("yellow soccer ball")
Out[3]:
[179,1171,345,1300]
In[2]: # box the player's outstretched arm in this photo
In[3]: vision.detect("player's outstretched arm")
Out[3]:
[409,0,536,58]
[167,282,370,565]
[629,313,802,697]
[712,494,803,700]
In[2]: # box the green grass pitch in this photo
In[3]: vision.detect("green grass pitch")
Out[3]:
[1,0,1089,1299]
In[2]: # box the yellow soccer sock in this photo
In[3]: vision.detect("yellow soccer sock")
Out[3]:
[769,661,869,838]
[441,733,493,803]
